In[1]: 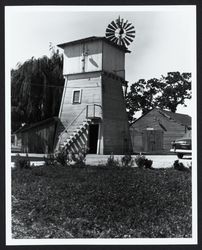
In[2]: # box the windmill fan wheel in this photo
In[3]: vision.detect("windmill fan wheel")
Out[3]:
[105,17,135,47]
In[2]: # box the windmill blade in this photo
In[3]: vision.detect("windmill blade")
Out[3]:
[111,20,118,29]
[114,37,119,44]
[126,33,135,38]
[106,31,115,36]
[121,39,127,47]
[106,34,116,39]
[107,24,116,31]
[123,37,130,46]
[126,25,135,32]
[110,36,117,43]
[122,20,128,29]
[106,27,115,33]
[124,36,134,43]
[125,22,132,30]
[126,30,136,34]
[105,17,135,48]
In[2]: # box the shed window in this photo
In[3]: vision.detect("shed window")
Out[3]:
[72,90,81,104]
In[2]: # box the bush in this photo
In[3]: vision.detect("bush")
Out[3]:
[14,153,31,169]
[121,154,134,168]
[54,146,88,168]
[55,150,67,166]
[72,147,88,167]
[173,160,190,172]
[135,155,153,169]
[44,154,55,166]
[106,153,120,168]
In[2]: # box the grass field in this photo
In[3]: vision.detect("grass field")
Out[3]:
[12,165,192,238]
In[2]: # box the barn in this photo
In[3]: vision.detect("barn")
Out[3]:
[130,108,191,153]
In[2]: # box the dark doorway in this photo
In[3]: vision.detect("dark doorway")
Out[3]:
[88,124,99,154]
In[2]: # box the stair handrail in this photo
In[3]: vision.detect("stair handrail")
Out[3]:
[56,103,102,151]
[58,105,87,141]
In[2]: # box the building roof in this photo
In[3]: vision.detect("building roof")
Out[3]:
[15,117,59,134]
[131,108,191,128]
[57,36,130,53]
[158,109,191,128]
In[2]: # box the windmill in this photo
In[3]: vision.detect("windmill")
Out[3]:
[105,16,135,47]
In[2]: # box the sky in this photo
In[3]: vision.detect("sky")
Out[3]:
[5,5,196,117]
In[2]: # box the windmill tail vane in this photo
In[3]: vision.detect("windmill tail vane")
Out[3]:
[105,16,135,48]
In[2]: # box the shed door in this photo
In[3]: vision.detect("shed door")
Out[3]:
[142,130,163,152]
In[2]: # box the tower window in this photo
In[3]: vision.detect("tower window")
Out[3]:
[72,89,82,104]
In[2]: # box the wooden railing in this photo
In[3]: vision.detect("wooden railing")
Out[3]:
[56,104,102,150]
[86,104,102,119]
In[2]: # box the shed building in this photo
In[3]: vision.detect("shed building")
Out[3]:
[15,117,59,154]
[130,108,191,153]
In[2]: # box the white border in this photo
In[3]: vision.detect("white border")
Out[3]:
[5,5,197,245]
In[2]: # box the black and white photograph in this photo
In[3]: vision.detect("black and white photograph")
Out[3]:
[5,5,197,245]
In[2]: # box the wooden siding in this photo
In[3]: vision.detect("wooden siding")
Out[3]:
[59,74,102,125]
[63,39,125,78]
[102,42,125,78]
[102,74,131,154]
[19,121,57,153]
[63,41,102,75]
[130,109,188,153]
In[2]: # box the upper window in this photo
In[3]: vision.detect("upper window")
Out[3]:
[72,90,81,104]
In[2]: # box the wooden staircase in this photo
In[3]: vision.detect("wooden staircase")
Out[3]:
[55,104,102,153]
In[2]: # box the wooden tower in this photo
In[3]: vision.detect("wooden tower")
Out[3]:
[55,36,131,154]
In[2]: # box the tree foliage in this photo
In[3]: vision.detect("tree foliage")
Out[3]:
[11,50,64,132]
[126,72,191,124]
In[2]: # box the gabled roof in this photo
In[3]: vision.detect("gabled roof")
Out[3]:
[158,109,191,128]
[131,108,191,128]
[57,36,130,53]
[15,117,59,134]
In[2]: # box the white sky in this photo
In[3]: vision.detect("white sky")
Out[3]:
[5,5,196,117]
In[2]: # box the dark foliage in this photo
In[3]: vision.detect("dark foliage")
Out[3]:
[135,155,153,169]
[126,72,191,123]
[173,160,190,172]
[11,50,64,132]
[44,154,55,167]
[14,154,31,169]
[106,154,120,168]
[12,166,191,238]
[121,154,134,167]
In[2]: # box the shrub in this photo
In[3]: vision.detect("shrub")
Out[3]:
[135,155,146,168]
[44,154,55,166]
[14,153,31,169]
[144,159,153,169]
[135,155,153,169]
[72,147,88,168]
[55,150,68,166]
[121,154,134,168]
[106,153,120,168]
[173,160,190,172]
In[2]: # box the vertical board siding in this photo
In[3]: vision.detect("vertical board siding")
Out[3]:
[102,42,125,78]
[102,74,130,154]
[20,121,57,153]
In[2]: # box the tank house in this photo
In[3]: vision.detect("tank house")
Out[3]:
[55,36,131,154]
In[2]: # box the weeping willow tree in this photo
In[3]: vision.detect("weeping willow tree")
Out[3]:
[11,50,64,132]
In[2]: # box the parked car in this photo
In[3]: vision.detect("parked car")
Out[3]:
[170,130,192,159]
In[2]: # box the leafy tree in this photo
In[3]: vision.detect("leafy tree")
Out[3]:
[126,72,191,124]
[11,49,64,132]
